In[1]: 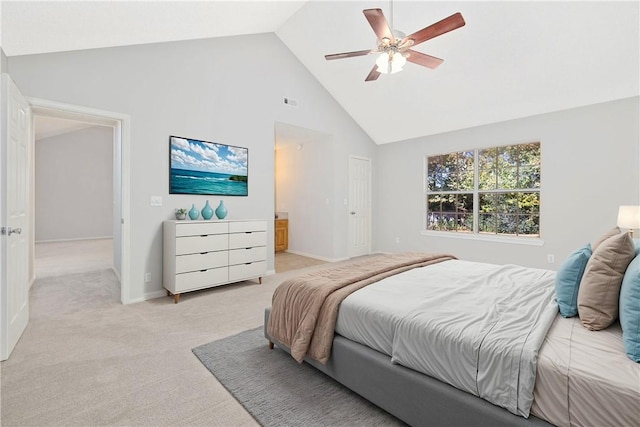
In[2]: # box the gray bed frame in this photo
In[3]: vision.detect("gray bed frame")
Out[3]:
[264,308,552,427]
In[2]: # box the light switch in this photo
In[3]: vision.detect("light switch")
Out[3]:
[150,196,162,206]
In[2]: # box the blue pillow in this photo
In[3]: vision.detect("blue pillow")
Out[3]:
[620,254,640,362]
[555,244,592,317]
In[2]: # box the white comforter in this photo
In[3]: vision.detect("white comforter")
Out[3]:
[334,259,557,417]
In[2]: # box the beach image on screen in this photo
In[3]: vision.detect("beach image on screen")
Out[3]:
[170,136,248,196]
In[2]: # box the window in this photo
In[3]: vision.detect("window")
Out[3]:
[426,142,540,238]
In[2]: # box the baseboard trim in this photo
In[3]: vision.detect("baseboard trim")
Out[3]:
[35,236,113,244]
[284,250,348,263]
[111,266,121,282]
[126,289,167,304]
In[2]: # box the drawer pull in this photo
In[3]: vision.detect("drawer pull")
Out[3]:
[245,263,252,265]
[246,247,251,250]
[200,252,208,255]
[245,232,252,234]
[200,234,208,237]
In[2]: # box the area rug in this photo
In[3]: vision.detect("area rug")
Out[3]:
[192,327,404,427]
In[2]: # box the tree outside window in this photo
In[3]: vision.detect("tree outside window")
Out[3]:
[426,143,540,237]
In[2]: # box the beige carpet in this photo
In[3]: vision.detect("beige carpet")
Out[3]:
[0,242,337,426]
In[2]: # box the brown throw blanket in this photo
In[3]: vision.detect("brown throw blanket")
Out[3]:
[267,252,456,364]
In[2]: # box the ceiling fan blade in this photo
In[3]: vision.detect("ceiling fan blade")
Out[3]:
[325,49,375,60]
[365,65,381,82]
[406,50,444,69]
[363,8,394,42]
[401,12,465,47]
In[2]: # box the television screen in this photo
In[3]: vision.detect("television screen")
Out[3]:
[169,136,248,196]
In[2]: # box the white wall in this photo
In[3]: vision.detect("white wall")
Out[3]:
[8,33,377,301]
[35,125,113,242]
[1,50,7,74]
[375,97,640,269]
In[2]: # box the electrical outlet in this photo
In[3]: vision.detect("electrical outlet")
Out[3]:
[150,196,162,207]
[144,272,151,283]
[547,254,555,264]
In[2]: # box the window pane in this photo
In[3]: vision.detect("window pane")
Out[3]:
[457,151,475,190]
[497,214,517,235]
[518,192,540,214]
[478,147,496,169]
[496,193,518,213]
[497,166,518,189]
[518,143,540,166]
[518,215,539,236]
[456,194,473,232]
[460,214,473,232]
[427,194,442,212]
[437,213,456,231]
[479,213,496,233]
[479,193,495,213]
[498,145,518,168]
[427,156,443,191]
[478,148,497,190]
[441,194,457,211]
[518,165,540,189]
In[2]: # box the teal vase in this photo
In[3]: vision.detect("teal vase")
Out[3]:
[201,200,214,220]
[188,204,199,220]
[215,200,227,219]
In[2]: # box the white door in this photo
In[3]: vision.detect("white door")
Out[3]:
[348,156,371,258]
[1,74,31,361]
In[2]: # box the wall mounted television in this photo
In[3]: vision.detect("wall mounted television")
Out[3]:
[169,136,248,196]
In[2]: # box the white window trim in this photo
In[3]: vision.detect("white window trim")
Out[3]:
[424,143,541,242]
[421,230,544,246]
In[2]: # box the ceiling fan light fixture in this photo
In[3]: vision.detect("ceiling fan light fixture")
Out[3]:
[376,51,406,74]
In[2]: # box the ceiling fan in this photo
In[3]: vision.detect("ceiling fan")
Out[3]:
[325,8,466,81]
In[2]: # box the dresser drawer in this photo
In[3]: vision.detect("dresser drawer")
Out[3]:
[176,251,228,274]
[175,267,229,292]
[229,221,267,233]
[229,246,267,265]
[229,261,267,282]
[176,234,228,255]
[229,231,266,249]
[176,222,228,237]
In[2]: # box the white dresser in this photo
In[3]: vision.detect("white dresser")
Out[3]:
[163,219,267,303]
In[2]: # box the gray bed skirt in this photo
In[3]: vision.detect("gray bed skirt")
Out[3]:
[264,308,553,427]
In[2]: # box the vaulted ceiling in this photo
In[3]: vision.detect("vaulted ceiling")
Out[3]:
[2,1,638,145]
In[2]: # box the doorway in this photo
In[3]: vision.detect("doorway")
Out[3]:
[29,99,131,303]
[274,122,334,261]
[33,116,114,278]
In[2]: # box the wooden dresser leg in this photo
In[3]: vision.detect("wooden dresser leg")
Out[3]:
[166,289,171,297]
[174,293,180,304]
[269,341,274,350]
[259,277,262,284]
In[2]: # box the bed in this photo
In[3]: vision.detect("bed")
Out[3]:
[264,252,640,427]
